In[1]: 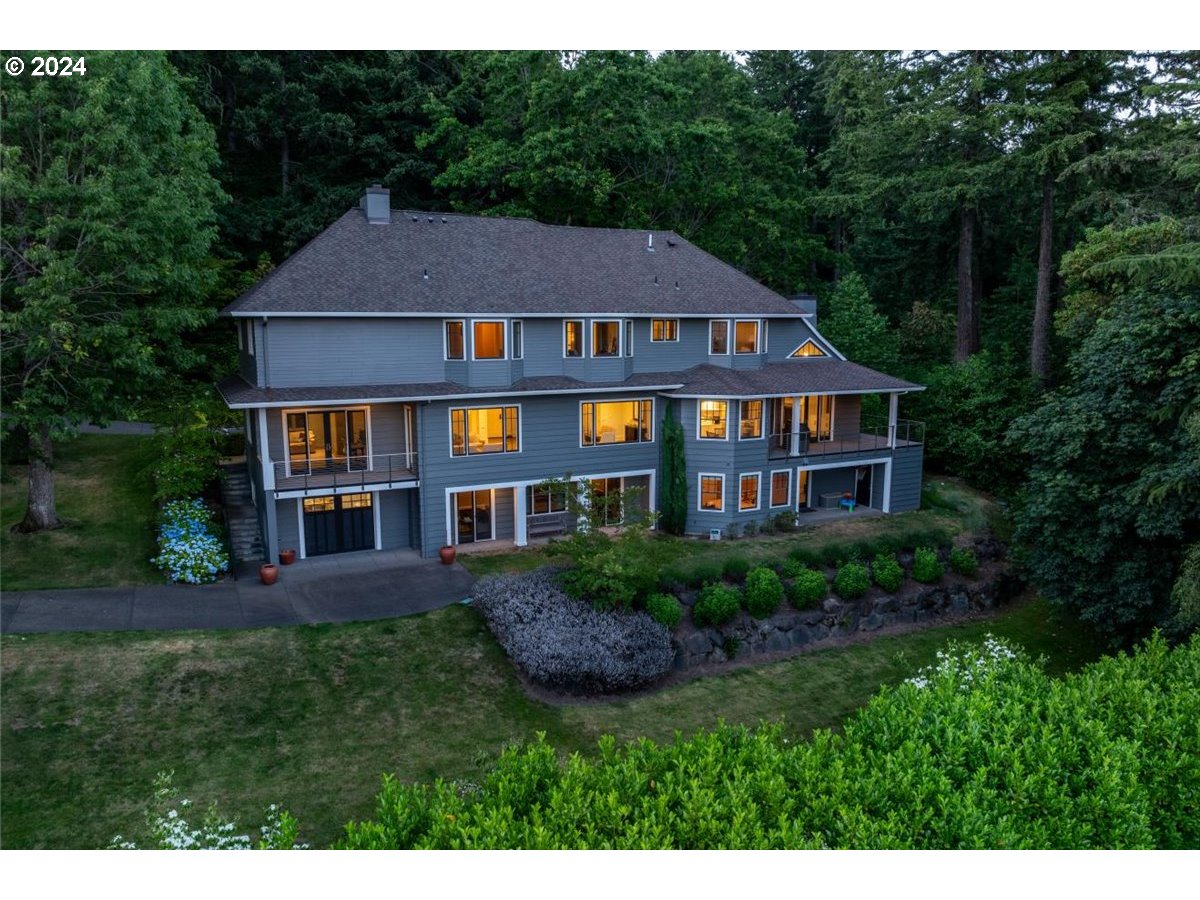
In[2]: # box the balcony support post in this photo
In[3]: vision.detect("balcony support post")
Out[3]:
[887,393,899,449]
[790,396,802,457]
[514,482,528,547]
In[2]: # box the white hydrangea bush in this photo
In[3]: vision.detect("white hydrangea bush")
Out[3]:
[905,634,1026,692]
[110,771,305,850]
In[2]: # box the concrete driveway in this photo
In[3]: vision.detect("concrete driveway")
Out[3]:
[0,549,477,634]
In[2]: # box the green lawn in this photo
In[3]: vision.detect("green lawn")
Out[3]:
[0,595,1103,850]
[0,434,162,590]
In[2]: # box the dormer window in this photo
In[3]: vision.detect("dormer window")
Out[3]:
[709,320,729,354]
[592,320,621,357]
[564,320,584,357]
[789,339,827,358]
[445,320,465,360]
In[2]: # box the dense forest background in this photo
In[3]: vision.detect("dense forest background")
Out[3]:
[3,50,1198,644]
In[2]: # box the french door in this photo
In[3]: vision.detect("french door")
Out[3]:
[455,490,493,544]
[287,409,368,475]
[590,477,623,526]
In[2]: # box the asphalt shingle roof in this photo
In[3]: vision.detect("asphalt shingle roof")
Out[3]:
[222,209,805,317]
[218,360,921,409]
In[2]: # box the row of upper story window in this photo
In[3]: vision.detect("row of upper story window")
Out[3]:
[446,394,835,458]
[440,318,829,361]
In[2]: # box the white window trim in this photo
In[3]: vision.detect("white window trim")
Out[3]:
[769,469,792,509]
[470,319,508,361]
[734,319,761,355]
[511,320,523,360]
[443,319,466,361]
[280,406,374,479]
[738,472,762,512]
[796,467,812,508]
[787,338,828,359]
[708,319,730,355]
[590,318,623,359]
[563,319,584,358]
[697,472,725,513]
[578,397,655,448]
[650,318,680,342]
[696,398,730,441]
[763,320,769,354]
[448,402,523,458]
[738,399,765,441]
[452,487,498,545]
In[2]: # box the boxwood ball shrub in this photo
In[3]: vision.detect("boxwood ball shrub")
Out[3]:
[949,547,979,577]
[912,546,945,583]
[833,561,871,600]
[645,593,683,630]
[872,552,904,593]
[339,635,1200,849]
[693,582,742,627]
[788,568,827,609]
[472,569,673,694]
[744,566,784,619]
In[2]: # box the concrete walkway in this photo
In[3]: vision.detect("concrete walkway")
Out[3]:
[0,549,476,634]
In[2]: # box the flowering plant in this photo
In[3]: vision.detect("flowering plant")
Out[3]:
[152,498,229,584]
[904,634,1024,691]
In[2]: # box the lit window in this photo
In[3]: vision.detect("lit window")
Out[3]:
[303,496,335,513]
[700,474,724,512]
[593,320,620,357]
[739,473,760,511]
[529,484,568,515]
[739,400,763,439]
[625,320,633,356]
[770,471,791,508]
[581,399,653,446]
[789,339,827,358]
[341,492,373,509]
[734,320,760,354]
[564,320,583,357]
[699,400,727,440]
[450,406,520,456]
[472,321,505,359]
[651,319,679,341]
[804,395,833,442]
[797,469,811,508]
[445,321,465,360]
[511,321,523,360]
[709,320,729,354]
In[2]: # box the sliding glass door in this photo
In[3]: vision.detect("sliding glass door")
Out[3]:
[286,409,368,475]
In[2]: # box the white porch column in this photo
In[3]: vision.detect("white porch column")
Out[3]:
[257,407,275,490]
[445,491,454,547]
[790,396,802,456]
[514,483,528,547]
[647,470,657,528]
[887,393,899,449]
[882,459,893,513]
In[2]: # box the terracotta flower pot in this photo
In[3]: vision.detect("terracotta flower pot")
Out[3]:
[259,563,279,585]
[279,549,297,565]
[438,545,457,566]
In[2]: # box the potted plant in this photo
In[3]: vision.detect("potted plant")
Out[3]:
[438,545,457,565]
[279,548,297,565]
[259,563,279,585]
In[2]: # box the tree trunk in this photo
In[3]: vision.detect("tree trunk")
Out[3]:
[1031,169,1056,384]
[955,203,980,361]
[13,424,63,533]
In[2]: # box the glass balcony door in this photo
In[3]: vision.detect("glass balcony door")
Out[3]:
[286,409,368,475]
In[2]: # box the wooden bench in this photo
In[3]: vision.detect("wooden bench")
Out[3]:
[527,512,567,538]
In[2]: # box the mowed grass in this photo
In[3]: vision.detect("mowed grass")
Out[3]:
[0,434,162,590]
[0,595,1103,850]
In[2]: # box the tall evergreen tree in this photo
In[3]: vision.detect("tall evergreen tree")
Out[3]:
[659,405,688,535]
[1,51,224,531]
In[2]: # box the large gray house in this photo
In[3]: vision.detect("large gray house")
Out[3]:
[218,186,925,562]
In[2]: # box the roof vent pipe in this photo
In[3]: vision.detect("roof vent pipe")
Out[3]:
[423,268,429,280]
[362,184,390,224]
[647,234,654,252]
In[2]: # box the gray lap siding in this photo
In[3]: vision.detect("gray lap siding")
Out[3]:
[415,393,660,556]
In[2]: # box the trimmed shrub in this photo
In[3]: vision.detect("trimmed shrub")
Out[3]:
[686,560,724,589]
[645,593,683,630]
[833,562,871,600]
[788,568,827,609]
[339,635,1200,849]
[744,566,784,618]
[473,569,673,693]
[872,553,904,593]
[912,546,944,583]
[949,547,979,577]
[722,555,751,581]
[694,582,742,627]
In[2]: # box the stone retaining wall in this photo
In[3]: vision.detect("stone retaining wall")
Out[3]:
[672,569,1026,670]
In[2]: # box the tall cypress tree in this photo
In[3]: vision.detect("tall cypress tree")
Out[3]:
[659,404,688,535]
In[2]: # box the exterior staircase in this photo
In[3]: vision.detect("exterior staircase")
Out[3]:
[220,460,264,566]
